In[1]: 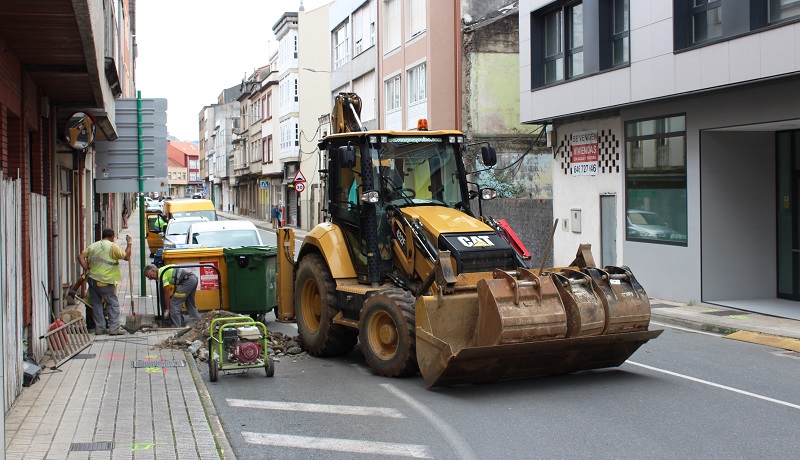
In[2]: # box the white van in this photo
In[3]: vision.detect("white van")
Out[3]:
[184,221,263,247]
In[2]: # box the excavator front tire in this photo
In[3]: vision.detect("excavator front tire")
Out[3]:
[359,289,418,377]
[295,253,357,356]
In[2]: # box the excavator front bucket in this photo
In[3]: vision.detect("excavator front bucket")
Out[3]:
[415,265,662,388]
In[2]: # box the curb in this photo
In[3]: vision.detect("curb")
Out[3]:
[185,351,238,460]
[650,313,741,336]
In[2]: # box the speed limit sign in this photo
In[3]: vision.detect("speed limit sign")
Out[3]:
[295,182,306,192]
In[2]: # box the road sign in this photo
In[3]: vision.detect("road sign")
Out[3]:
[259,180,269,189]
[293,170,306,183]
[295,182,305,193]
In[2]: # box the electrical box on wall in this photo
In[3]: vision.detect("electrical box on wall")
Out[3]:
[562,219,569,232]
[571,208,581,233]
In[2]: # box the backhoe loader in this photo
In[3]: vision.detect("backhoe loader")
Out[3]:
[274,93,661,388]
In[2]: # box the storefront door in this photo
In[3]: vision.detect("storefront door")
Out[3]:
[777,130,800,299]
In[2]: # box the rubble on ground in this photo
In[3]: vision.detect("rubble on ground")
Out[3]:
[157,310,307,362]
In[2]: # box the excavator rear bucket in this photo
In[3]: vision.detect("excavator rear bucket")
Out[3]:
[415,265,662,388]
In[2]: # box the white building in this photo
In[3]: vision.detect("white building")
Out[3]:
[520,0,800,317]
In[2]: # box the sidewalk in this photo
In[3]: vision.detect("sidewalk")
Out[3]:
[4,210,234,460]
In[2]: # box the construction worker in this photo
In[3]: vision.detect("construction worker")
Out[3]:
[77,229,132,335]
[154,212,168,233]
[144,264,200,328]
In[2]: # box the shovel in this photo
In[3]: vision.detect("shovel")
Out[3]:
[124,234,142,333]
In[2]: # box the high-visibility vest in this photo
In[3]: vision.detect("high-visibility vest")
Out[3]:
[87,240,122,284]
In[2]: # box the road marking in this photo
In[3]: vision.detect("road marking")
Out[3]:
[627,361,800,411]
[382,384,478,460]
[226,399,405,418]
[241,432,432,458]
[650,321,722,337]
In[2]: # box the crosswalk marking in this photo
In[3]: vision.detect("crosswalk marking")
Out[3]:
[241,432,433,458]
[226,398,406,418]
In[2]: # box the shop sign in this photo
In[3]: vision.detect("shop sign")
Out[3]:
[570,130,598,176]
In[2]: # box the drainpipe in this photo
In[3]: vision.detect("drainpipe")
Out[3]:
[50,107,60,315]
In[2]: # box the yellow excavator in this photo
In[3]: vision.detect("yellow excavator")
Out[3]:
[274,93,662,388]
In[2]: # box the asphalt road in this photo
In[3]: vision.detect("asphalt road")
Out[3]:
[200,320,800,459]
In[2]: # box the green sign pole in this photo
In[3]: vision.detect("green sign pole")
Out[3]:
[137,91,147,296]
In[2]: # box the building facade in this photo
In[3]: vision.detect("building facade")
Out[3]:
[520,0,800,313]
[0,0,135,411]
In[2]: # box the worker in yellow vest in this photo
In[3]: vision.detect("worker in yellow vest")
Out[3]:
[77,229,132,335]
[144,264,200,328]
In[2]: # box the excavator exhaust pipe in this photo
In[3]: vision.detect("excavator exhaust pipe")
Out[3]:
[415,261,662,388]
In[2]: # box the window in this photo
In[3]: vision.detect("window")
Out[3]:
[266,92,272,119]
[407,63,426,104]
[266,135,273,163]
[692,0,722,44]
[294,79,298,102]
[334,22,350,69]
[543,9,563,84]
[566,3,583,78]
[611,0,629,66]
[384,0,401,52]
[353,2,375,55]
[769,0,800,23]
[625,115,687,245]
[385,75,401,111]
[408,0,426,39]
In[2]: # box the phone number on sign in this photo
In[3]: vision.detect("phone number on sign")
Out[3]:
[571,162,598,176]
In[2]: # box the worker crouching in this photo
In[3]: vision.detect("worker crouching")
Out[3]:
[144,264,201,327]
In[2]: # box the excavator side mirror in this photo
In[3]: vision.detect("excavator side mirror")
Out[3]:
[481,146,497,167]
[338,146,356,168]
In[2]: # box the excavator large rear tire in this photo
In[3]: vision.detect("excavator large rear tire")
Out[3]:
[359,289,418,377]
[295,253,357,356]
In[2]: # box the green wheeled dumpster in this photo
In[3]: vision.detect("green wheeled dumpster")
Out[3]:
[223,246,278,321]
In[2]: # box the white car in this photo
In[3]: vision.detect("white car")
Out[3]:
[184,220,263,247]
[161,216,208,249]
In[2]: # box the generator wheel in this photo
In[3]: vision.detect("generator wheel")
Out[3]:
[266,355,275,378]
[209,358,218,382]
[359,289,418,377]
[295,253,357,356]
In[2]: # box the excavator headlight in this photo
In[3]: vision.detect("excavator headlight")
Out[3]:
[369,135,378,144]
[481,188,498,200]
[448,136,456,143]
[361,190,380,203]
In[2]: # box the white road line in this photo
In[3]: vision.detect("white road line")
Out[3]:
[226,398,405,418]
[650,321,723,337]
[627,361,800,411]
[241,432,433,458]
[381,383,479,460]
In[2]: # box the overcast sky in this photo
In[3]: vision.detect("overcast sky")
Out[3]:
[135,0,329,142]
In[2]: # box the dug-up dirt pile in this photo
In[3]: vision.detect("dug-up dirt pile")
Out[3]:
[158,310,307,362]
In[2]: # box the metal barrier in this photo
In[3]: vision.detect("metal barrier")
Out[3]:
[40,317,92,368]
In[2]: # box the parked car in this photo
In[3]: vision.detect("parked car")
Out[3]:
[627,210,684,240]
[184,220,263,247]
[161,216,208,250]
[191,192,203,199]
[145,199,163,213]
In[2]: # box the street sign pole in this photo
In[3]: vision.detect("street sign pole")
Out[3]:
[137,91,146,296]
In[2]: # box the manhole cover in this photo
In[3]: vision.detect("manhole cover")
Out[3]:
[73,354,96,359]
[132,360,186,368]
[70,441,114,451]
[704,310,748,317]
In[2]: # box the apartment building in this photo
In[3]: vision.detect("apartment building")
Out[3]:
[201,86,241,212]
[520,0,800,315]
[298,2,333,230]
[274,12,303,227]
[166,141,200,197]
[329,0,379,128]
[234,66,271,219]
[379,0,460,131]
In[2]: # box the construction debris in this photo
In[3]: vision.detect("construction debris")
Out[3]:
[157,310,307,362]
